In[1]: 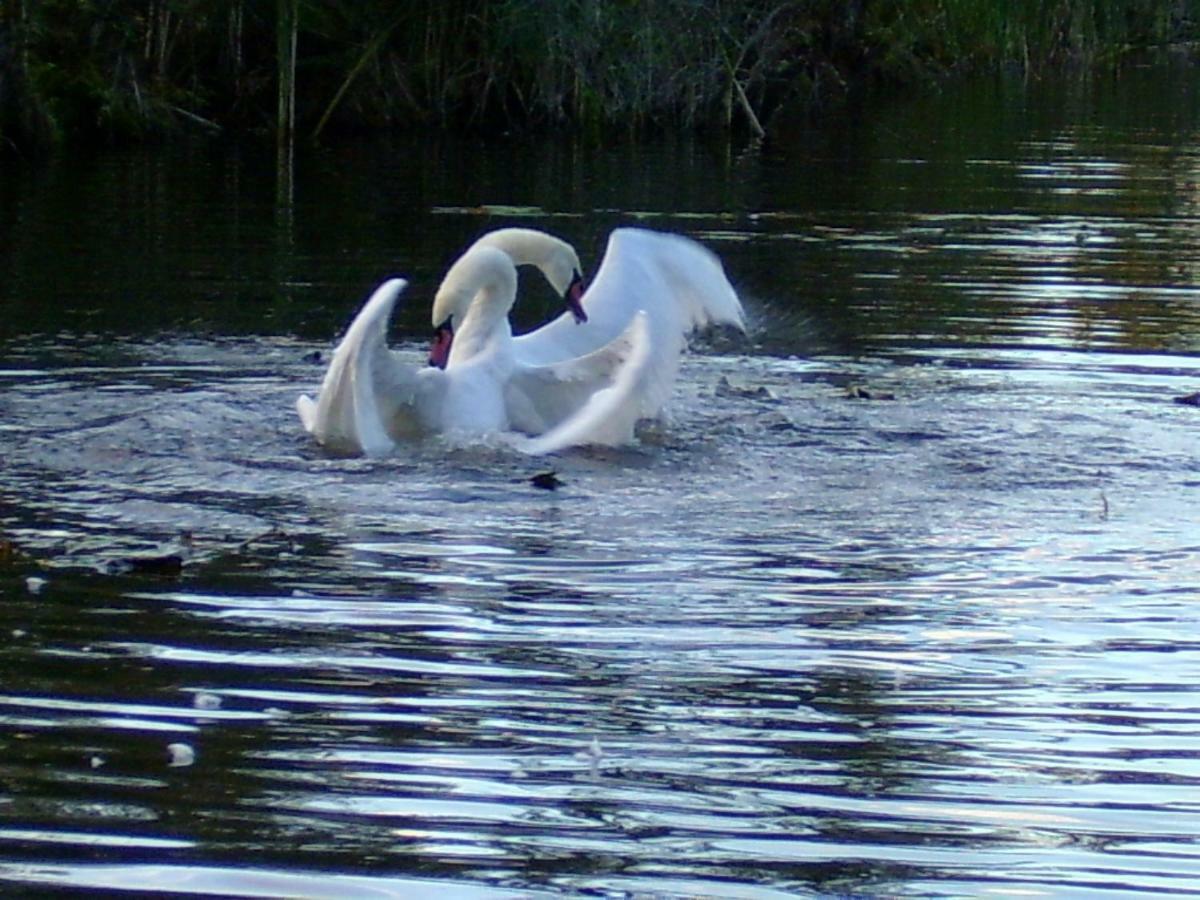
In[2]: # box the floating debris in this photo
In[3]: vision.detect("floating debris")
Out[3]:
[430,204,582,219]
[90,756,106,770]
[0,536,21,565]
[24,576,47,595]
[235,526,288,552]
[193,692,222,711]
[715,375,773,400]
[845,384,897,401]
[530,471,564,491]
[574,736,605,777]
[166,742,196,768]
[124,554,184,577]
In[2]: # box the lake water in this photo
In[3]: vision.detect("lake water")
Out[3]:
[2,59,1200,897]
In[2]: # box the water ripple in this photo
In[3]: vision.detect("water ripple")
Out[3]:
[6,92,1200,894]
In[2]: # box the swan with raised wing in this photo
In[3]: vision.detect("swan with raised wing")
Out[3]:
[296,227,744,455]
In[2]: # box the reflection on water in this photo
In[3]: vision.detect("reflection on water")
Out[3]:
[3,63,1200,897]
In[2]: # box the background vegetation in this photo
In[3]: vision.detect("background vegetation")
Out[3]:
[1,0,1197,149]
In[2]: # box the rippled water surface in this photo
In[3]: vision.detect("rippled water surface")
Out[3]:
[3,65,1200,897]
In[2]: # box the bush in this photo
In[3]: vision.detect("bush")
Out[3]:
[1,0,1196,149]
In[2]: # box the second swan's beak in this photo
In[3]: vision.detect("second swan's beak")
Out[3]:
[566,272,587,324]
[429,320,453,369]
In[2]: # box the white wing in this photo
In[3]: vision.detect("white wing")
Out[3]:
[513,228,744,420]
[514,228,745,359]
[296,278,441,456]
[504,316,644,434]
[521,312,653,455]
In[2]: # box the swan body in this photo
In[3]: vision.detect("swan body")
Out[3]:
[428,244,521,434]
[297,227,744,455]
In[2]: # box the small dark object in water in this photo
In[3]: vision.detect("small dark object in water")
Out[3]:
[1173,392,1200,407]
[301,350,323,365]
[0,536,21,566]
[715,375,772,400]
[845,385,896,401]
[530,471,564,491]
[125,554,184,576]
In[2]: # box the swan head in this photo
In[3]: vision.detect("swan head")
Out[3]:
[428,245,518,368]
[474,228,587,324]
[538,248,587,325]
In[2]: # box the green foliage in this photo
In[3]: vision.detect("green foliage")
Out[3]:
[1,0,1197,149]
[863,0,1198,78]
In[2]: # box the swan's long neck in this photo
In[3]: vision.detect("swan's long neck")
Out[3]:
[432,245,518,367]
[475,228,559,268]
[449,284,513,365]
[473,228,580,297]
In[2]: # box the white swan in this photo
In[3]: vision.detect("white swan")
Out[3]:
[296,228,589,454]
[435,227,587,371]
[296,227,744,456]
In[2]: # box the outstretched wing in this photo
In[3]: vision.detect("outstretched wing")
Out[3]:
[512,228,744,420]
[514,228,744,361]
[519,311,653,455]
[297,278,437,456]
[504,314,645,435]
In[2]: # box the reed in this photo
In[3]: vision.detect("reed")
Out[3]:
[277,0,297,143]
[1,0,1196,149]
[868,0,1195,77]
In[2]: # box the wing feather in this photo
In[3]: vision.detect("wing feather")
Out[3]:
[520,312,652,455]
[504,320,644,434]
[514,228,744,363]
[297,279,436,455]
[512,228,743,425]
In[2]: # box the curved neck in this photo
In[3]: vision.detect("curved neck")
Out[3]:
[473,228,579,295]
[449,284,513,364]
[475,228,560,267]
[433,245,518,366]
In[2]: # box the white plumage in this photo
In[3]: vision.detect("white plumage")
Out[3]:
[297,227,745,455]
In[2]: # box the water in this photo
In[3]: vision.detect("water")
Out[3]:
[2,61,1200,897]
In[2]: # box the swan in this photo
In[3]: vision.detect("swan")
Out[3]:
[296,227,744,455]
[296,228,589,454]
[432,227,587,372]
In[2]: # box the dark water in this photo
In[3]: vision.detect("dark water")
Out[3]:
[2,60,1200,897]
